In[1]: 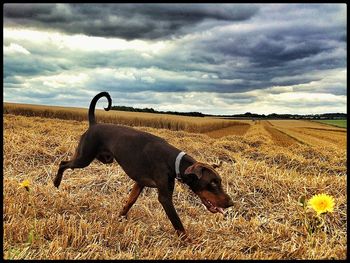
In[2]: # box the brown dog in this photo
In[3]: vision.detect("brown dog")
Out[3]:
[54,92,233,238]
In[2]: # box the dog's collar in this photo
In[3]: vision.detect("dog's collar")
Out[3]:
[175,151,186,181]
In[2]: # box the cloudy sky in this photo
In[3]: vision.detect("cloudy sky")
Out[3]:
[3,4,347,115]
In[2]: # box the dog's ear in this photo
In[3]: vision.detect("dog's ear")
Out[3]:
[182,163,203,185]
[184,163,204,180]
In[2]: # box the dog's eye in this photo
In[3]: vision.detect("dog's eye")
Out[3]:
[210,181,217,188]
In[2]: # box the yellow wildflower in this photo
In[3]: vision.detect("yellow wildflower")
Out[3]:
[19,179,30,191]
[308,193,335,215]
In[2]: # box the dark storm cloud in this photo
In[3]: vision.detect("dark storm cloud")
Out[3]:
[209,29,342,69]
[4,55,64,79]
[4,3,259,40]
[182,15,346,92]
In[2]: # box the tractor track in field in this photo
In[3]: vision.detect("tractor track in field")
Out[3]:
[286,127,346,149]
[202,119,346,151]
[205,123,251,138]
[262,121,302,147]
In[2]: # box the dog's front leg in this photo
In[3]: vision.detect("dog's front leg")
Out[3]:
[158,192,185,232]
[119,182,144,217]
[157,179,188,239]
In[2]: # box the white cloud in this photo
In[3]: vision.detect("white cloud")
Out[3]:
[4,43,30,55]
[269,92,344,104]
[4,27,169,54]
[37,72,89,88]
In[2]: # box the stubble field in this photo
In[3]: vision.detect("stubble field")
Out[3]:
[3,105,347,260]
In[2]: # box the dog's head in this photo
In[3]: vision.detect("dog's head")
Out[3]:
[182,162,233,214]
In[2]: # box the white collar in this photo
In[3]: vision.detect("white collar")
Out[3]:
[175,151,186,180]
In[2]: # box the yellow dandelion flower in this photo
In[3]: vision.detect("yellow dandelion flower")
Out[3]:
[308,193,335,215]
[19,179,30,191]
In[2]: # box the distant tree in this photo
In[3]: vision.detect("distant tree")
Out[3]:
[110,105,205,117]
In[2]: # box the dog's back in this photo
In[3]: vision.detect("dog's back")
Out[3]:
[89,123,178,186]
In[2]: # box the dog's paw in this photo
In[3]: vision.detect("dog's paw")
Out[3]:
[53,179,60,188]
[177,231,194,243]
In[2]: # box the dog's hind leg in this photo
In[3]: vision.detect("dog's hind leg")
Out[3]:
[53,133,97,188]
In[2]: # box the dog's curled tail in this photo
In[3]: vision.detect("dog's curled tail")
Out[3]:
[88,91,112,126]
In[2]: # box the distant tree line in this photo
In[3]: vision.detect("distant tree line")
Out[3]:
[110,105,205,117]
[110,106,346,120]
[217,112,347,120]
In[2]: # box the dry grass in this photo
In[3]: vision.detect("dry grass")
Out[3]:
[3,113,347,260]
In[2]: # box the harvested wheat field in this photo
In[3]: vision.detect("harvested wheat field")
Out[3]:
[4,102,241,133]
[3,112,347,260]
